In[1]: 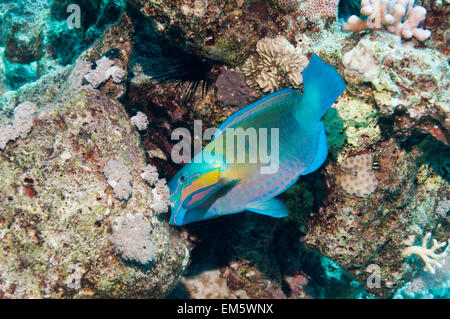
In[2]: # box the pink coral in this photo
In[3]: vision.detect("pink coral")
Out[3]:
[342,0,431,41]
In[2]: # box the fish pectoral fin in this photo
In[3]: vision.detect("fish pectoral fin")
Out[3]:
[182,177,240,210]
[245,198,289,218]
[219,176,240,186]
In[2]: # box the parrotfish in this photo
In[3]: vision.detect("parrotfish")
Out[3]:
[168,54,345,226]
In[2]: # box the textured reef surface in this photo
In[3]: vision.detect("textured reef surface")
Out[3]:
[0,0,449,299]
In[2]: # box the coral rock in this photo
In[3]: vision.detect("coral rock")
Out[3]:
[0,90,190,298]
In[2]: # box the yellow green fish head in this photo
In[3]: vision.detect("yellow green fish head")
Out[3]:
[168,162,228,226]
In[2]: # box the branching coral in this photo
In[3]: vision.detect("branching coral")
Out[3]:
[342,0,431,41]
[0,101,37,150]
[241,36,309,93]
[402,232,449,274]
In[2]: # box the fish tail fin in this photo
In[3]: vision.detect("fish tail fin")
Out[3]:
[297,54,345,123]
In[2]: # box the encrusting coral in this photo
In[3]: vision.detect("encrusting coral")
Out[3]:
[335,153,378,198]
[342,0,431,41]
[83,56,126,89]
[110,213,156,265]
[241,36,309,93]
[141,164,160,186]
[151,179,171,214]
[103,160,133,200]
[402,232,449,274]
[0,101,37,150]
[299,0,340,21]
[342,38,379,82]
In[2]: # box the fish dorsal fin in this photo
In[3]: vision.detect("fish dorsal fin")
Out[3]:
[245,198,289,218]
[212,88,300,140]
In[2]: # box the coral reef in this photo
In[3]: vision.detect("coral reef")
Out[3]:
[0,0,125,91]
[0,90,189,298]
[0,12,190,298]
[343,0,431,41]
[241,36,309,93]
[180,269,239,299]
[0,0,448,301]
[130,0,316,66]
[305,137,449,297]
[394,254,450,298]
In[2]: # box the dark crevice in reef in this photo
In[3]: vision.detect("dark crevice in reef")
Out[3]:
[126,4,218,98]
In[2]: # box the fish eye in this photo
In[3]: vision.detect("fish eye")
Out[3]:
[179,174,187,183]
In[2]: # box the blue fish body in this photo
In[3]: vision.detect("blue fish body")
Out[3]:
[168,54,345,226]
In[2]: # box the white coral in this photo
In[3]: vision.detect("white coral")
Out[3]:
[343,0,431,41]
[141,164,159,185]
[131,111,149,131]
[343,38,379,82]
[83,56,125,88]
[402,232,449,274]
[110,213,156,264]
[103,160,132,200]
[241,36,309,93]
[151,179,170,214]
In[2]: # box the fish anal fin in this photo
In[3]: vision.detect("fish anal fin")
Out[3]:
[245,198,289,218]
